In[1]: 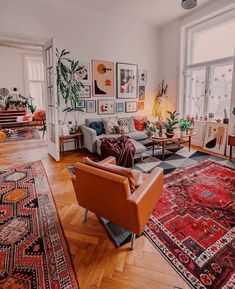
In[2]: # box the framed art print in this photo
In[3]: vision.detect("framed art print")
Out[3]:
[116,101,125,113]
[98,100,114,115]
[78,85,91,98]
[76,62,90,84]
[139,70,147,85]
[138,85,145,101]
[125,101,137,113]
[116,63,138,99]
[86,100,96,113]
[92,60,114,97]
[76,100,85,109]
[203,123,228,154]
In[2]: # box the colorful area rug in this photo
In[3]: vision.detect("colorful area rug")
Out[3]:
[3,129,40,143]
[144,160,235,289]
[0,161,79,289]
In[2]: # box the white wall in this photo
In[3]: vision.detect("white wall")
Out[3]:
[0,46,26,94]
[0,0,160,126]
[158,0,235,117]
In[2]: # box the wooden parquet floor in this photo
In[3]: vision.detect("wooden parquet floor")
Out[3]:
[0,139,192,289]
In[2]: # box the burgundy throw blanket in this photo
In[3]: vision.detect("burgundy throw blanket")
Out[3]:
[100,135,136,168]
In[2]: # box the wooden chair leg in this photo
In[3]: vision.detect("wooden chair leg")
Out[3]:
[83,209,88,223]
[230,145,232,161]
[130,233,136,250]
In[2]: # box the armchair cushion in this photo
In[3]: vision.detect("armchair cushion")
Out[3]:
[82,157,143,192]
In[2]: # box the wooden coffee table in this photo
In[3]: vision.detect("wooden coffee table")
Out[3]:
[151,132,197,160]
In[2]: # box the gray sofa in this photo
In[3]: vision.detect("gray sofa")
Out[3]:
[81,118,147,159]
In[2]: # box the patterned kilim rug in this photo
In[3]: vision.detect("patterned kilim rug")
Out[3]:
[3,129,40,143]
[0,161,79,289]
[144,160,235,289]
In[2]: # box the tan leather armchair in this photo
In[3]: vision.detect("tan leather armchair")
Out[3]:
[71,156,163,249]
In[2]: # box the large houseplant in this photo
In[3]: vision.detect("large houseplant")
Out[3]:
[179,118,191,137]
[56,49,84,129]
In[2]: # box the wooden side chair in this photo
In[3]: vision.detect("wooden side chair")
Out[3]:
[228,135,235,161]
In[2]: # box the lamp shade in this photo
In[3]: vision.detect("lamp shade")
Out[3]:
[181,0,197,10]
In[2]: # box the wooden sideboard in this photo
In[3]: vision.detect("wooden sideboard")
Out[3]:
[0,110,26,128]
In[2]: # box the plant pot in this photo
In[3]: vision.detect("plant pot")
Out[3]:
[165,131,174,138]
[180,130,186,137]
[223,118,229,124]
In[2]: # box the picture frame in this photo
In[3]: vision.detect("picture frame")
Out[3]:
[138,85,145,101]
[116,62,138,99]
[86,100,96,113]
[76,100,85,109]
[125,101,137,113]
[203,123,228,154]
[77,85,91,98]
[138,70,147,85]
[92,60,114,97]
[76,62,90,84]
[98,100,115,115]
[116,101,125,113]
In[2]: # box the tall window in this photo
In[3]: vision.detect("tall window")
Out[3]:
[24,55,45,109]
[183,9,235,118]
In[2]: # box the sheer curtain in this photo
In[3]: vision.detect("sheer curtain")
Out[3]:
[26,56,45,109]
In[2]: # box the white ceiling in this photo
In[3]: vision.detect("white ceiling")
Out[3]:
[62,0,213,27]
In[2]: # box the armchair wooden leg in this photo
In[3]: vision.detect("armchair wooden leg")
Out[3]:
[83,209,88,223]
[130,233,136,250]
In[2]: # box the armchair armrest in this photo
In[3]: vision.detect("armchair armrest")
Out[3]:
[127,167,163,234]
[81,125,98,153]
[99,156,116,165]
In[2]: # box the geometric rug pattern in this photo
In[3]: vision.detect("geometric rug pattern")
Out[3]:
[134,146,235,174]
[0,161,79,289]
[144,159,235,289]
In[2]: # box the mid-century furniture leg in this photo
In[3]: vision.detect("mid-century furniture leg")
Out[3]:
[152,140,154,156]
[189,136,191,151]
[162,142,165,160]
[131,233,136,250]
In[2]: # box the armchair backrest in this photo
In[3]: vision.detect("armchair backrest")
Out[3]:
[72,162,133,228]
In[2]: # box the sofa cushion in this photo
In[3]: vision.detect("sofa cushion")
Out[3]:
[118,117,136,133]
[134,117,145,131]
[82,157,143,192]
[102,117,118,134]
[125,131,147,141]
[90,121,105,136]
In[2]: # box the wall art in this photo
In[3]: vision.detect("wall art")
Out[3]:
[92,60,114,97]
[116,63,138,99]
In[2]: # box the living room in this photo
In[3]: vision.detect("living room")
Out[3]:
[0,1,234,289]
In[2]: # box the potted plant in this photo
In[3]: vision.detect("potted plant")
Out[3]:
[179,118,192,137]
[165,111,179,138]
[56,49,84,131]
[145,121,155,138]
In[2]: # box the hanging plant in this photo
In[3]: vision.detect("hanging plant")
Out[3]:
[56,49,84,127]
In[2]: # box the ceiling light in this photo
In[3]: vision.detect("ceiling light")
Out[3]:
[181,0,197,10]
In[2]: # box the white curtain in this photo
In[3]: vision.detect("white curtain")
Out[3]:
[26,56,45,109]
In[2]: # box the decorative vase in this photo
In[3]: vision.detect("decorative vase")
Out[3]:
[181,130,186,137]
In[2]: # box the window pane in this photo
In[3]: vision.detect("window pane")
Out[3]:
[27,56,44,81]
[189,15,235,64]
[29,82,44,109]
[207,63,233,118]
[185,67,206,117]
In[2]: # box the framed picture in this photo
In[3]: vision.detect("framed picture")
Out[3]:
[86,100,96,113]
[203,123,228,154]
[116,63,138,99]
[78,85,91,98]
[98,100,114,115]
[76,62,90,84]
[125,101,137,113]
[139,70,147,85]
[92,60,114,97]
[76,100,85,109]
[138,101,145,110]
[138,85,145,101]
[116,101,125,113]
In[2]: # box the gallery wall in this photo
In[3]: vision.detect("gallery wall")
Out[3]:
[0,0,160,125]
[158,0,235,116]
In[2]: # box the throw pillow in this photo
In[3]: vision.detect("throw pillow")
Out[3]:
[82,157,143,192]
[90,121,105,136]
[102,117,118,134]
[134,117,145,131]
[114,125,129,134]
[118,117,136,133]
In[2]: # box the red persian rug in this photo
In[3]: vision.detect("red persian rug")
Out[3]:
[0,161,79,289]
[145,160,235,289]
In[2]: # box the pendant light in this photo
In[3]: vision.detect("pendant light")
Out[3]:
[181,0,197,10]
